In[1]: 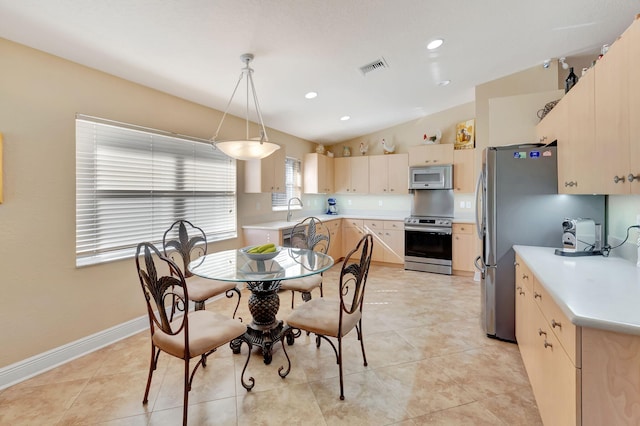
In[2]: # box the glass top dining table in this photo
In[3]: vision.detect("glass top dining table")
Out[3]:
[188,247,334,284]
[187,247,334,366]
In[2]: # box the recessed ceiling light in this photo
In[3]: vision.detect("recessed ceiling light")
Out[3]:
[427,39,444,50]
[437,80,451,86]
[305,91,318,99]
[340,115,351,121]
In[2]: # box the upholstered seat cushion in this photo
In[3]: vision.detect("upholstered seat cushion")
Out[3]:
[153,310,246,358]
[286,298,361,338]
[174,276,237,303]
[279,274,322,292]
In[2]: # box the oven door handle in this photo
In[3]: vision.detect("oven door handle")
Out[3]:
[404,226,452,235]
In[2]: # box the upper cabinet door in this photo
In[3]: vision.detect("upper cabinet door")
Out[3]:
[453,148,475,193]
[386,154,408,194]
[595,28,630,195]
[564,70,596,193]
[368,153,408,194]
[244,147,286,193]
[303,153,334,194]
[408,144,453,166]
[334,156,369,194]
[628,19,640,194]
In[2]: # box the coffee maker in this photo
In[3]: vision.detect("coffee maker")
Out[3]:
[555,217,602,256]
[326,198,338,215]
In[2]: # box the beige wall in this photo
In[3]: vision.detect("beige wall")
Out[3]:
[0,38,315,368]
[328,102,475,156]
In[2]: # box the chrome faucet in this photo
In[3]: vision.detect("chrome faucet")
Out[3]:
[286,197,304,222]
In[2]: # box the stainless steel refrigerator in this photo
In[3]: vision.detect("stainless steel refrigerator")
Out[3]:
[474,143,605,342]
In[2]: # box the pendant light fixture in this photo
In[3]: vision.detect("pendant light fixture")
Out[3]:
[211,53,280,160]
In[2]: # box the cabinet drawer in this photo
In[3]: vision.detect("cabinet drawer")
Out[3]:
[325,219,341,230]
[533,279,580,368]
[364,220,384,231]
[343,219,364,229]
[384,220,404,230]
[515,254,534,292]
[452,223,473,234]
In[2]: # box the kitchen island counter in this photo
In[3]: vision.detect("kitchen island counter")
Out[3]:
[514,245,640,336]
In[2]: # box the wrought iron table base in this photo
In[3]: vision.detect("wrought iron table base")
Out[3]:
[230,280,292,376]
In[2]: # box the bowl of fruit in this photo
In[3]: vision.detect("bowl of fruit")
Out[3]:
[240,243,282,261]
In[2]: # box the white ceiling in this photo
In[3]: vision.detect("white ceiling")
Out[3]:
[0,1,638,144]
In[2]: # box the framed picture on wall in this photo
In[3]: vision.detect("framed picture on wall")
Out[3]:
[455,119,475,150]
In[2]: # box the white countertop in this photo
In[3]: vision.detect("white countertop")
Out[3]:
[243,213,475,231]
[513,245,640,336]
[242,213,406,230]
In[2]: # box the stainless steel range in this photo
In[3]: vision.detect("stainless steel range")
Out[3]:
[404,216,453,274]
[404,182,454,275]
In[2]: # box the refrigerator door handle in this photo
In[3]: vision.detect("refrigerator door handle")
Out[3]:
[474,171,484,240]
[474,255,485,273]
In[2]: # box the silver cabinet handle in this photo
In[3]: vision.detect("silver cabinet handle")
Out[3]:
[514,261,520,267]
[614,175,626,183]
[534,292,542,299]
[564,181,577,187]
[544,340,553,349]
[539,136,547,143]
[522,273,529,280]
[538,329,547,337]
[628,174,640,182]
[551,319,561,329]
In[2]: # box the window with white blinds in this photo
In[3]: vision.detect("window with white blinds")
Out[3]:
[76,115,237,267]
[272,157,301,209]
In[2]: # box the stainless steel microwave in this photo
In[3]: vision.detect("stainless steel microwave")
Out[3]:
[409,165,453,189]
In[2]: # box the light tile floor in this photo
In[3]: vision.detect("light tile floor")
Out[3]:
[0,264,542,425]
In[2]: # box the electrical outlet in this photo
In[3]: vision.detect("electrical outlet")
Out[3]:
[378,200,383,207]
[459,201,465,208]
[465,201,472,209]
[348,199,352,206]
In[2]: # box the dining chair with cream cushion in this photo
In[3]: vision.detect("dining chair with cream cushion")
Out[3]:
[286,233,373,400]
[163,220,241,317]
[135,242,254,426]
[280,216,331,308]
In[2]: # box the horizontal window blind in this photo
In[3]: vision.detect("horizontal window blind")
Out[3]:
[76,116,237,267]
[272,157,301,208]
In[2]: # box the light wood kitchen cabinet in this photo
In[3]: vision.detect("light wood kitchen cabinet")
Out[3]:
[382,221,404,264]
[324,218,342,261]
[452,223,476,274]
[452,148,475,193]
[334,156,369,194]
[628,18,640,194]
[363,220,404,264]
[243,228,283,246]
[515,254,581,426]
[595,25,630,195]
[342,219,365,259]
[368,154,409,194]
[408,144,453,166]
[303,153,334,194]
[244,148,286,193]
[560,70,597,193]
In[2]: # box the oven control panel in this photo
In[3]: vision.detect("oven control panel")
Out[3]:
[404,217,452,227]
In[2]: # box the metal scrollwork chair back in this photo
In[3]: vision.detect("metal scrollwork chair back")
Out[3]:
[280,216,331,308]
[163,220,241,317]
[286,233,374,400]
[135,242,254,426]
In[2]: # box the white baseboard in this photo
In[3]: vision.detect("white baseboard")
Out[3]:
[0,314,149,390]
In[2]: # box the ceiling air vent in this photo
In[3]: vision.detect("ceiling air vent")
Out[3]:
[359,57,389,75]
